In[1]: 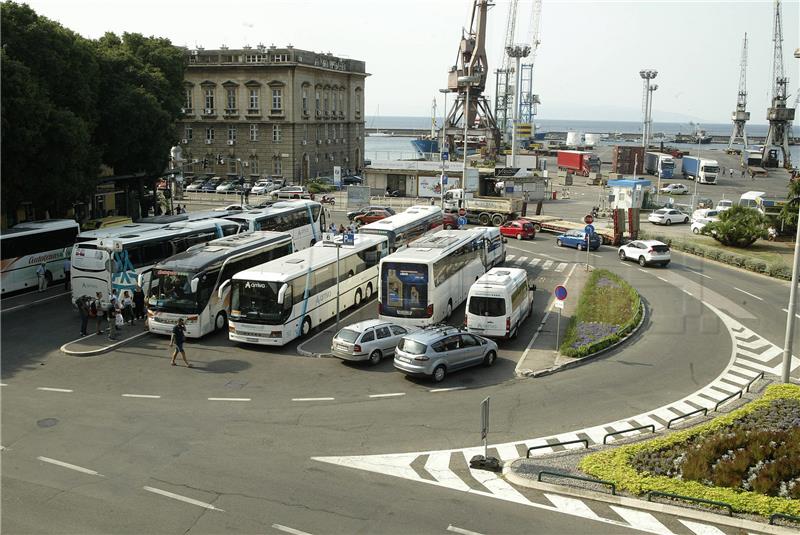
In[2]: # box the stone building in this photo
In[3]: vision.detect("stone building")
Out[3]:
[178,45,367,183]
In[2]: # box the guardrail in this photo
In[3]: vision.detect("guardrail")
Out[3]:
[666,408,708,429]
[745,371,765,393]
[603,424,655,444]
[770,513,800,526]
[537,471,616,495]
[526,439,588,457]
[647,491,733,516]
[714,390,743,412]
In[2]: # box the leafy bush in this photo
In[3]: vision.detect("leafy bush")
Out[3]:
[702,206,768,248]
[307,179,334,194]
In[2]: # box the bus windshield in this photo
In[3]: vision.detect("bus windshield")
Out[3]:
[148,270,200,313]
[381,262,429,318]
[230,280,291,324]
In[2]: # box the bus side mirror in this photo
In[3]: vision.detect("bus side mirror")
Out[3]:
[277,283,288,305]
[217,279,231,299]
[190,278,199,294]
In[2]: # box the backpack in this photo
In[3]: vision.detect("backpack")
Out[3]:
[89,300,98,317]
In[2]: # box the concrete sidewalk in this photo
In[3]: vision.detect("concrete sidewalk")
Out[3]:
[60,323,149,356]
[1,285,73,313]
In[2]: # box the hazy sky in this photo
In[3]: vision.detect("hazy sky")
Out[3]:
[18,0,800,124]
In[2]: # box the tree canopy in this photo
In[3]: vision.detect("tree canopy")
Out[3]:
[1,2,186,219]
[702,205,768,248]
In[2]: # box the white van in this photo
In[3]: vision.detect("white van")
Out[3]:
[466,267,535,339]
[473,226,507,268]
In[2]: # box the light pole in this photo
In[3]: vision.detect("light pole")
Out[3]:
[458,74,481,189]
[647,83,658,149]
[439,88,449,210]
[639,69,658,148]
[692,125,700,208]
[782,196,800,383]
[506,45,531,168]
[323,231,354,332]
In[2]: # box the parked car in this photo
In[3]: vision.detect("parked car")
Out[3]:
[499,220,535,240]
[272,186,312,199]
[354,209,393,225]
[393,325,499,383]
[331,320,414,365]
[648,208,689,226]
[342,176,363,186]
[443,212,459,230]
[251,180,275,195]
[185,180,208,192]
[691,208,720,221]
[660,183,689,195]
[555,230,600,251]
[691,210,720,234]
[618,240,671,267]
[347,206,397,222]
[216,181,242,194]
[716,199,734,211]
[199,179,223,193]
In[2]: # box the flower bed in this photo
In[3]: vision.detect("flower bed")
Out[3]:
[579,384,800,517]
[559,270,641,358]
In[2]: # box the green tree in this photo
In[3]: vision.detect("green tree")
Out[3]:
[778,180,800,229]
[702,205,768,248]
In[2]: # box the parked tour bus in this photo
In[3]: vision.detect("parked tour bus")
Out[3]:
[223,200,325,249]
[0,219,80,295]
[228,234,388,346]
[145,232,294,338]
[358,205,443,252]
[74,210,238,244]
[378,229,488,327]
[70,218,241,302]
[466,267,535,339]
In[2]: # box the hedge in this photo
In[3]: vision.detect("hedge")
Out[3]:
[579,384,800,517]
[639,229,792,280]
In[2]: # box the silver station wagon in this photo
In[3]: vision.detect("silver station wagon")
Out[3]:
[331,319,413,365]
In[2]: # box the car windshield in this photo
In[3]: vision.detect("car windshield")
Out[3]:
[336,328,360,343]
[469,296,506,317]
[230,280,291,324]
[398,339,427,355]
[655,209,668,214]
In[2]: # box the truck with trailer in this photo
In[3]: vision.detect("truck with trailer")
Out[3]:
[680,156,719,184]
[519,215,616,245]
[644,152,675,179]
[442,189,524,226]
[556,150,600,177]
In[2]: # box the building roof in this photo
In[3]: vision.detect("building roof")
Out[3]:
[607,179,652,188]
[365,160,467,174]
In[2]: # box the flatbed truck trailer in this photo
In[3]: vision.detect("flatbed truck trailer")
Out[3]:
[521,215,616,245]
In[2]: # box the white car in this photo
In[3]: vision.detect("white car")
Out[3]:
[331,320,416,365]
[251,180,275,195]
[660,183,689,195]
[619,240,671,267]
[716,199,734,211]
[272,186,311,199]
[691,208,720,221]
[648,208,689,226]
[691,211,720,234]
[216,181,241,193]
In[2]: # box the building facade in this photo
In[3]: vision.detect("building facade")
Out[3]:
[179,45,367,184]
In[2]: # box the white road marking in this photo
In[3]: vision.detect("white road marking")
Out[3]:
[657,276,668,282]
[429,386,466,393]
[542,260,553,270]
[733,287,763,301]
[685,267,712,279]
[291,397,335,401]
[517,256,529,263]
[37,456,103,476]
[506,255,516,262]
[37,387,73,393]
[60,330,149,355]
[544,493,600,520]
[0,383,7,387]
[447,525,484,535]
[368,392,405,398]
[554,262,567,272]
[425,452,471,491]
[122,394,161,399]
[682,289,694,296]
[590,253,601,258]
[637,268,649,273]
[272,524,314,535]
[1,291,71,313]
[609,506,672,535]
[143,486,224,511]
[529,258,541,267]
[678,519,726,535]
[781,308,800,320]
[207,397,251,402]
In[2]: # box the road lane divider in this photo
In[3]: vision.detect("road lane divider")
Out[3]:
[685,267,712,280]
[37,456,103,476]
[142,486,224,511]
[208,397,251,402]
[733,287,763,301]
[272,524,313,535]
[429,387,466,393]
[368,393,406,398]
[122,394,161,399]
[656,276,668,282]
[782,308,800,320]
[36,387,73,393]
[447,525,485,535]
[291,397,335,401]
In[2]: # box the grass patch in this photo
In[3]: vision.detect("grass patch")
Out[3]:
[559,269,641,358]
[579,384,800,517]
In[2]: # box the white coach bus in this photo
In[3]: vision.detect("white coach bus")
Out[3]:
[228,234,388,346]
[145,232,294,338]
[378,229,488,327]
[0,219,79,295]
[71,218,241,302]
[223,200,326,249]
[358,205,443,252]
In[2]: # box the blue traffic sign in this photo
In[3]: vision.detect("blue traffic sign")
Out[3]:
[584,224,595,235]
[343,232,355,246]
[457,216,468,227]
[442,152,449,161]
[554,285,568,301]
[442,174,448,185]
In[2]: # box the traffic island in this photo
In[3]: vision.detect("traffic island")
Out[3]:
[60,325,149,356]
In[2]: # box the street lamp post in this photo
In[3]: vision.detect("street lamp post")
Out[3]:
[639,70,658,148]
[782,196,800,383]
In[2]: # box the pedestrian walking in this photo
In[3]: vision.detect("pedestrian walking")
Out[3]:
[328,223,337,235]
[169,318,192,367]
[729,168,733,178]
[175,205,183,215]
[338,224,346,234]
[63,257,71,291]
[108,309,122,340]
[244,187,250,204]
[741,169,745,178]
[122,290,134,325]
[133,285,146,321]
[36,263,48,292]
[75,296,90,337]
[93,292,105,334]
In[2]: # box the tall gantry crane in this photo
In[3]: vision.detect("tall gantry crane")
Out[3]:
[494,0,519,142]
[519,0,542,133]
[762,0,794,169]
[728,33,750,153]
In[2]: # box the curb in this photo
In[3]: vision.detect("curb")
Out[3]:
[525,296,647,378]
[60,331,149,356]
[502,465,792,534]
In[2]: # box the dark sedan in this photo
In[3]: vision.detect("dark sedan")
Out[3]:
[347,205,397,221]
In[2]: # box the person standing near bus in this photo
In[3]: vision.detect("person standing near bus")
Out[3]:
[170,318,192,367]
[63,257,71,291]
[133,285,146,321]
[36,263,48,292]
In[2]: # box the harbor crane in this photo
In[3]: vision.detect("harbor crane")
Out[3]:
[727,33,750,153]
[761,0,794,169]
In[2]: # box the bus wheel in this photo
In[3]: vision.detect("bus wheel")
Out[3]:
[365,283,373,300]
[215,312,227,331]
[479,213,491,226]
[445,300,453,320]
[354,289,363,308]
[301,316,311,336]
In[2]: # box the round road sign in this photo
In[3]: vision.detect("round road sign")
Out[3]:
[457,216,468,227]
[584,224,595,235]
[584,214,594,225]
[554,285,568,301]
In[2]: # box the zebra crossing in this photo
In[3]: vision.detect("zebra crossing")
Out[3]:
[314,305,794,534]
[506,254,567,274]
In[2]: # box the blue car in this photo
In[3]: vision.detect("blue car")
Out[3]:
[555,230,601,251]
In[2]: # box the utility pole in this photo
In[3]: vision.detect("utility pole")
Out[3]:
[728,33,750,153]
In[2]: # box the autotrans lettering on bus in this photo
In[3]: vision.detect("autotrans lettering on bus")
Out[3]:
[378,229,487,327]
[223,200,325,249]
[228,234,388,346]
[358,205,442,252]
[145,232,293,338]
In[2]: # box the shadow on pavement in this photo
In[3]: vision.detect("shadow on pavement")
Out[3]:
[194,358,252,374]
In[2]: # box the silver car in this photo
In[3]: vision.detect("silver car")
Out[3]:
[331,320,413,365]
[393,325,499,383]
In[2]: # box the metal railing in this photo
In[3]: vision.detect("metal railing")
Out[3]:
[537,471,616,495]
[714,390,743,412]
[603,425,655,444]
[770,513,800,526]
[666,408,708,429]
[647,491,733,516]
[745,371,765,392]
[526,439,589,457]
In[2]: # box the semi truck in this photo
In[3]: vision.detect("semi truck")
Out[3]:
[681,156,719,184]
[443,189,524,226]
[644,152,675,179]
[556,150,600,177]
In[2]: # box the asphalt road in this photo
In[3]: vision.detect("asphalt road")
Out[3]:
[1,231,795,534]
